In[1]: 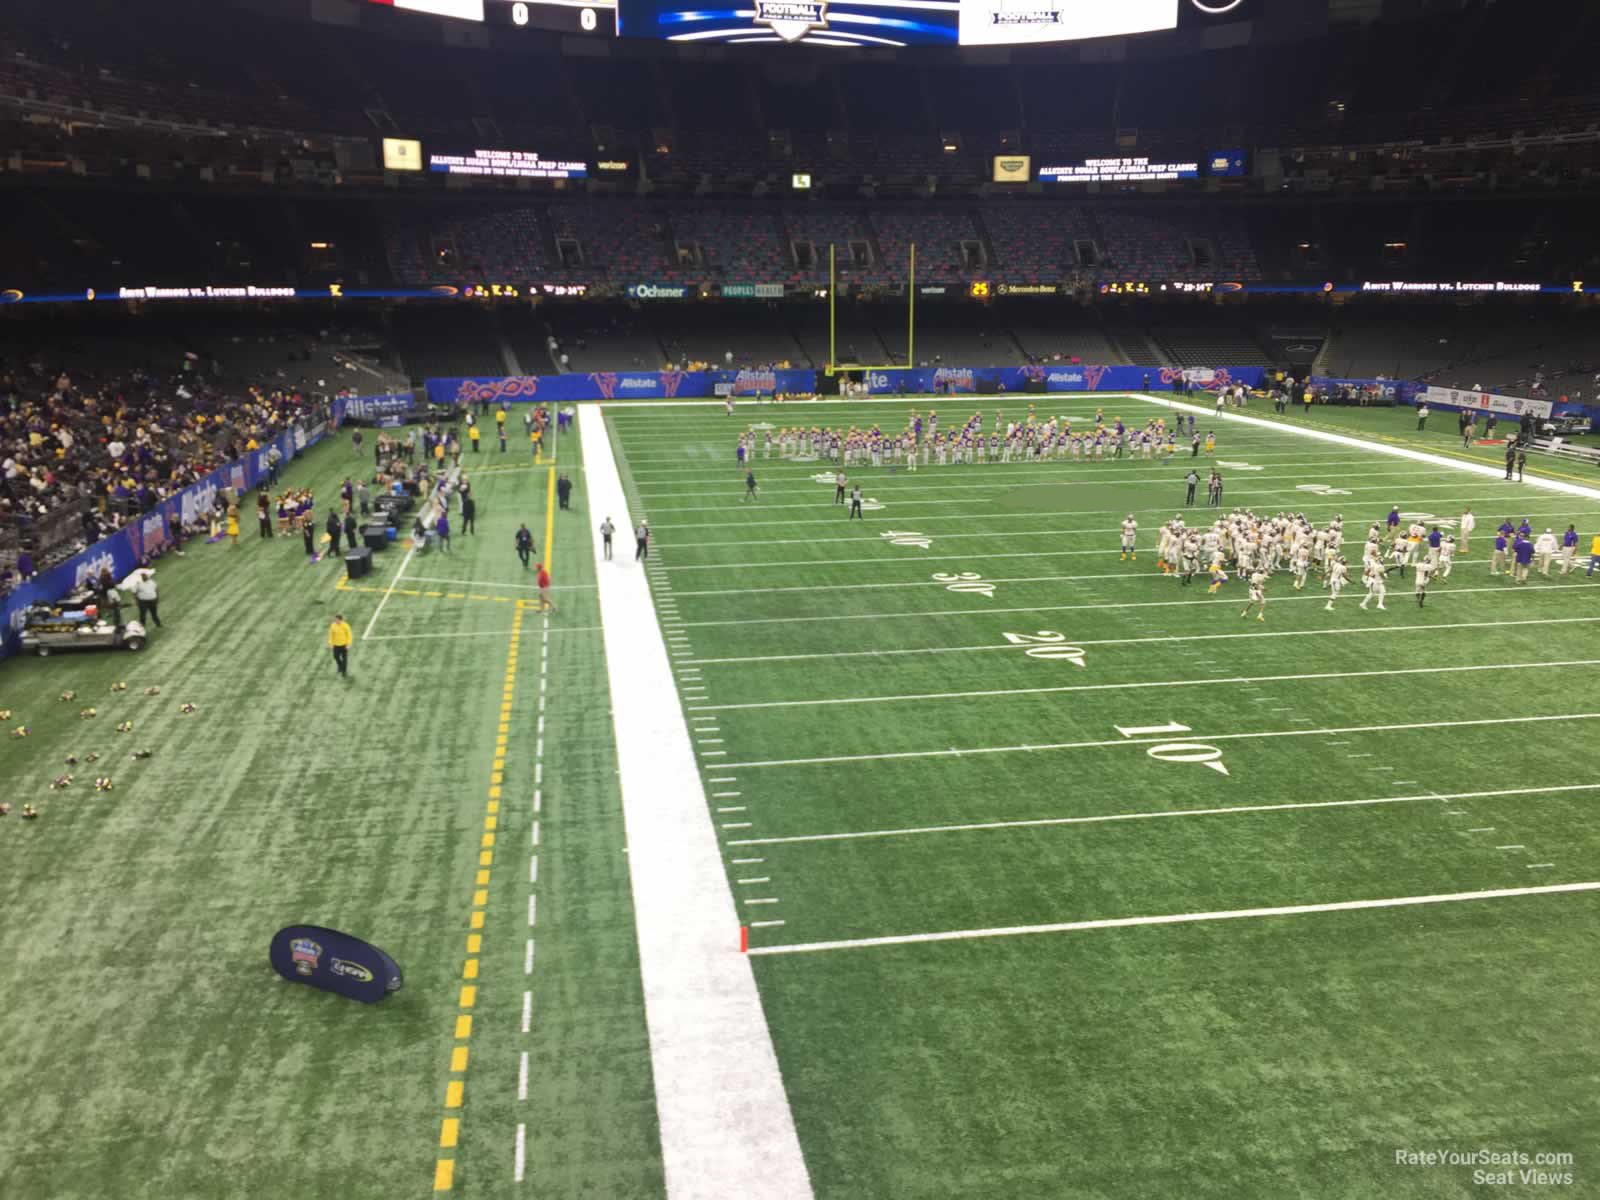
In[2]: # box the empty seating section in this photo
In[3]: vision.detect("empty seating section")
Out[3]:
[1153,326,1272,368]
[385,207,550,285]
[548,203,677,283]
[782,211,871,281]
[870,211,978,282]
[671,211,786,286]
[1096,210,1209,281]
[982,205,1096,284]
[1010,320,1124,365]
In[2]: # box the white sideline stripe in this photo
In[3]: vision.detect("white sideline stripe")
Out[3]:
[360,545,416,642]
[677,581,1596,631]
[725,784,1600,847]
[515,1123,526,1183]
[1131,392,1600,503]
[686,659,1600,713]
[747,883,1600,957]
[720,712,1600,770]
[681,616,1600,667]
[579,406,811,1200]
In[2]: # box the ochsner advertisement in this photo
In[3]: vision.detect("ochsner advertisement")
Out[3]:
[959,0,1177,46]
[1423,386,1553,420]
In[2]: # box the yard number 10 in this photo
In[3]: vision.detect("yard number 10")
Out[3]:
[1113,720,1230,776]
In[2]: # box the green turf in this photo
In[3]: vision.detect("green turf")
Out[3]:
[606,393,1600,1199]
[0,434,663,1200]
[7,392,1598,1200]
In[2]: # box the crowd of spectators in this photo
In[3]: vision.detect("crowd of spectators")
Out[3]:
[1,356,329,592]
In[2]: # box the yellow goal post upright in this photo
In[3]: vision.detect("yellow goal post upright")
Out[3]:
[825,242,917,389]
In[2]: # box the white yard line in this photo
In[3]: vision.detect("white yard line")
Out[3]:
[359,545,416,642]
[675,580,1596,630]
[725,784,1600,847]
[1131,393,1600,503]
[720,712,1600,770]
[635,462,1455,499]
[644,498,1598,531]
[686,659,1600,713]
[746,882,1600,957]
[579,405,811,1200]
[680,616,1600,666]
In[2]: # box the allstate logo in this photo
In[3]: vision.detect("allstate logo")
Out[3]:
[74,551,117,590]
[619,377,655,390]
[867,372,891,390]
[932,368,975,392]
[755,0,827,41]
[734,369,777,394]
[182,481,219,526]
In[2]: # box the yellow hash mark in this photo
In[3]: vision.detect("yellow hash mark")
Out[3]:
[433,1159,454,1191]
[481,832,496,848]
[491,773,504,785]
[487,799,500,814]
[493,758,505,771]
[463,959,479,982]
[447,593,466,600]
[455,1015,473,1039]
[478,850,493,866]
[485,816,498,832]
[451,1045,470,1071]
[472,889,488,907]
[459,985,477,1009]
[445,1080,464,1108]
[439,1119,459,1149]
[475,870,489,886]
[466,934,482,955]
[470,911,485,930]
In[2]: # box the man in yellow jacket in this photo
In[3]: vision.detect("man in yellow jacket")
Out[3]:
[328,614,353,678]
[1588,533,1600,578]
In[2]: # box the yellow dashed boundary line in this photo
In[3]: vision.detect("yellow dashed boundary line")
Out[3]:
[433,598,528,1192]
[334,578,516,606]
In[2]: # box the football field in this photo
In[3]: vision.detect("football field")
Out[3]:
[2,393,1599,1199]
[608,393,1600,1199]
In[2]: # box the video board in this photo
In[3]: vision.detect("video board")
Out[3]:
[616,0,1177,46]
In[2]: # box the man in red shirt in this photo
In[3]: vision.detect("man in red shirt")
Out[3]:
[536,562,555,613]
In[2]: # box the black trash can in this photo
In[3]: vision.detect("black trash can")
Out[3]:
[344,547,373,579]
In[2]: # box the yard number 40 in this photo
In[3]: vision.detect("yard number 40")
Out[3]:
[1113,720,1230,776]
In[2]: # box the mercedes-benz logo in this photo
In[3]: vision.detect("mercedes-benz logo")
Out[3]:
[1191,0,1244,12]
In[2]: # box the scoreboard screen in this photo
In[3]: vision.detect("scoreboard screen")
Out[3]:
[365,0,615,35]
[617,0,1176,45]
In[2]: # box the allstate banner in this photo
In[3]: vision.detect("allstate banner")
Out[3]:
[860,365,1265,395]
[2,424,317,658]
[1312,377,1423,404]
[1422,386,1554,420]
[426,368,818,405]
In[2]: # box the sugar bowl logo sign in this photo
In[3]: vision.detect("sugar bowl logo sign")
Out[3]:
[290,937,322,977]
[755,0,828,40]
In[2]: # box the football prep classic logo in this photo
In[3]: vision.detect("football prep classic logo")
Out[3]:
[755,0,828,41]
